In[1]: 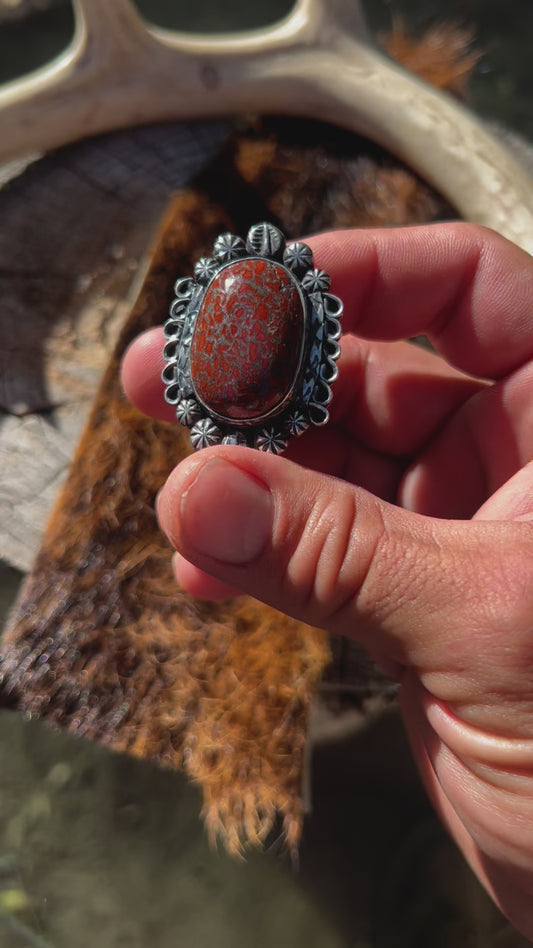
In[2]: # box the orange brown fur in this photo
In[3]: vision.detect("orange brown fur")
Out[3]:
[382,19,480,99]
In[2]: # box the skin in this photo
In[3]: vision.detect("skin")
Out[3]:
[122,222,533,939]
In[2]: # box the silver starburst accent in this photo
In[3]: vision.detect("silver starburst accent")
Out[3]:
[255,427,288,454]
[301,268,331,294]
[213,233,246,262]
[221,431,249,446]
[176,398,203,427]
[194,257,218,285]
[190,418,222,450]
[286,410,309,438]
[283,241,313,276]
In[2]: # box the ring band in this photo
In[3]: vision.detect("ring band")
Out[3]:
[162,222,342,453]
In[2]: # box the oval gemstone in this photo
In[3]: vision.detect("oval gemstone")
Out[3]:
[190,258,304,421]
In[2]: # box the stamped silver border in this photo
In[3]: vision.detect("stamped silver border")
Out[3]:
[162,222,343,453]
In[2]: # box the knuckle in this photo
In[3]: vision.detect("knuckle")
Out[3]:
[280,485,403,633]
[357,518,444,626]
[282,486,364,624]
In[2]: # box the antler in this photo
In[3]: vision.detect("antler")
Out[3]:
[1,0,533,252]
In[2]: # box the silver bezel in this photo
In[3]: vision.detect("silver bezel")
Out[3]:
[162,223,343,453]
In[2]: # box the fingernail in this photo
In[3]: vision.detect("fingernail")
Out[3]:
[178,459,272,564]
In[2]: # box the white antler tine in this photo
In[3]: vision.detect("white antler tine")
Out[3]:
[244,0,369,46]
[312,0,370,41]
[72,0,153,52]
[0,0,532,253]
[0,0,157,164]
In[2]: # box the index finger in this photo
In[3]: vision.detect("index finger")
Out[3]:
[310,222,533,380]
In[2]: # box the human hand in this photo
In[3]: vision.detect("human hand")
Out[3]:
[122,223,533,937]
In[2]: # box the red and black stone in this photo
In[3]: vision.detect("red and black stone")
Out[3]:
[190,258,304,421]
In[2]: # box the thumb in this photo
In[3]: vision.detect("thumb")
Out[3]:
[156,447,529,679]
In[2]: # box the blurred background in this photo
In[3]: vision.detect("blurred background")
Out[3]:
[0,2,532,946]
[0,0,531,136]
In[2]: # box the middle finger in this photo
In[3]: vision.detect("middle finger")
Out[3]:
[326,334,483,456]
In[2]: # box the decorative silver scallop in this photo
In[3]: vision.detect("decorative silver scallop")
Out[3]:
[308,403,329,426]
[324,293,343,318]
[324,339,341,360]
[325,318,342,342]
[174,276,194,297]
[313,378,333,406]
[320,360,339,385]
[163,383,180,405]
[169,295,189,318]
[221,431,249,446]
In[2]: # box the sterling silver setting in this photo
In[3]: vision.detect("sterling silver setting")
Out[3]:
[162,222,343,453]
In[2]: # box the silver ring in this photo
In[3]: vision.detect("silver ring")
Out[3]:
[162,222,343,453]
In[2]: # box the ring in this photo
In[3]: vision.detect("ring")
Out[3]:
[162,222,343,453]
